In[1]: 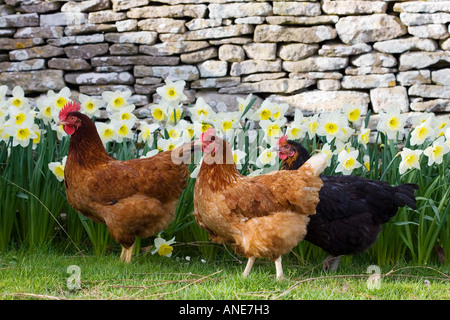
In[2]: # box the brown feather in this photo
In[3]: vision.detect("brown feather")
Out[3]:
[193,136,324,261]
[63,112,189,250]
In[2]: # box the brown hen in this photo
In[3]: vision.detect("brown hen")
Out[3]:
[58,101,193,262]
[193,129,326,280]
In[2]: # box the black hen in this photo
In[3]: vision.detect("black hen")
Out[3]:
[277,137,419,270]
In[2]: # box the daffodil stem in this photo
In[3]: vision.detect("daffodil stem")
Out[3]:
[379,152,400,182]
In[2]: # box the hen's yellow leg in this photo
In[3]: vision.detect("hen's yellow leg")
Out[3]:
[242,257,256,277]
[120,243,135,263]
[275,256,285,281]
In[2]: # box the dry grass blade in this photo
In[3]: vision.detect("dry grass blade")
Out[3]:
[110,278,201,290]
[3,292,66,300]
[0,267,17,271]
[385,265,450,280]
[135,272,205,278]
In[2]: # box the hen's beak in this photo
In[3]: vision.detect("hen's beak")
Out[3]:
[56,119,65,126]
[270,145,280,152]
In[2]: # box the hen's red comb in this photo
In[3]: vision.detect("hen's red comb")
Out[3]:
[277,135,288,145]
[59,101,81,121]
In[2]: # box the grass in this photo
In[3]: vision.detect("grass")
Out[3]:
[0,246,448,300]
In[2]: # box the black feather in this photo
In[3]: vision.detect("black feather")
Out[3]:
[282,140,419,259]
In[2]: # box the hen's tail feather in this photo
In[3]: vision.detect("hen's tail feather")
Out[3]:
[394,183,419,210]
[302,153,327,177]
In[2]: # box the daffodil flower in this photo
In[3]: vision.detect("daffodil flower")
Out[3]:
[358,123,370,146]
[79,94,104,118]
[102,90,132,113]
[189,97,215,122]
[151,237,176,257]
[31,123,44,149]
[199,122,213,135]
[48,156,67,182]
[335,149,362,175]
[434,117,449,138]
[138,121,159,145]
[157,137,184,152]
[7,86,29,110]
[6,123,38,148]
[217,117,233,134]
[156,79,187,107]
[339,125,355,143]
[35,97,55,124]
[47,87,71,111]
[256,148,278,168]
[259,118,286,145]
[252,100,276,121]
[166,124,183,139]
[286,122,306,141]
[377,109,406,141]
[319,143,333,167]
[363,155,371,171]
[177,120,195,142]
[306,114,319,139]
[112,119,135,143]
[423,136,449,166]
[271,102,289,121]
[399,148,422,175]
[95,122,117,145]
[286,109,306,140]
[232,149,247,169]
[411,112,435,127]
[317,111,347,143]
[150,103,168,122]
[343,103,363,124]
[167,105,183,124]
[6,105,35,128]
[410,119,435,146]
[109,104,137,123]
[215,112,240,136]
[246,168,263,177]
[51,122,68,140]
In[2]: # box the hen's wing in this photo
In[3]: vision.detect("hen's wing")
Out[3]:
[305,175,418,256]
[207,161,323,223]
[316,175,416,223]
[82,151,188,205]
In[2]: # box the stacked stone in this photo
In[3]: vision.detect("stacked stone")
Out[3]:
[0,0,449,119]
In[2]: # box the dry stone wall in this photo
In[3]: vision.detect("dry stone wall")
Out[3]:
[0,0,449,123]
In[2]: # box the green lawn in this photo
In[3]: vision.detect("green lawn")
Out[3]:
[0,246,448,300]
